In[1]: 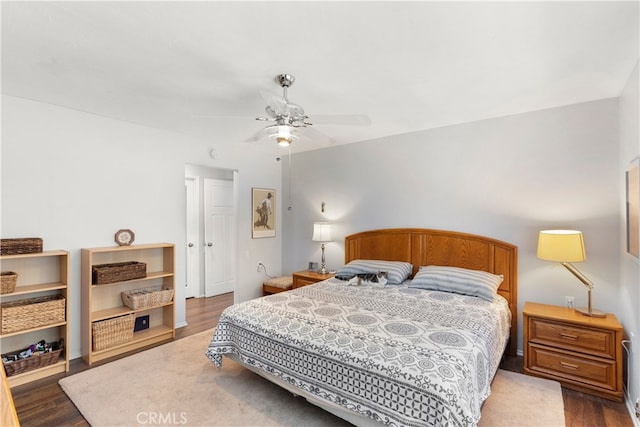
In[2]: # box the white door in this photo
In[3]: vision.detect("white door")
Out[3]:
[204,178,235,296]
[184,177,199,298]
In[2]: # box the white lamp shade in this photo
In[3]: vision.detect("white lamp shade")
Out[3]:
[537,230,586,262]
[312,222,332,242]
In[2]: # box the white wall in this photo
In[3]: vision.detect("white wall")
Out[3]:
[1,95,283,359]
[618,60,640,421]
[283,98,620,357]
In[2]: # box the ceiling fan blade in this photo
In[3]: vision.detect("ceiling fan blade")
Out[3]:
[307,114,372,126]
[260,90,287,116]
[245,126,276,143]
[295,125,335,146]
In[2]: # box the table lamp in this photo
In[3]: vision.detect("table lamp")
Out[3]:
[537,229,605,317]
[312,222,332,274]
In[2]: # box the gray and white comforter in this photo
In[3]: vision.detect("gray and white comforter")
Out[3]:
[206,279,511,427]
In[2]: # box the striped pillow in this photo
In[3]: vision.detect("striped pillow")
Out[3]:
[409,265,503,301]
[335,260,413,285]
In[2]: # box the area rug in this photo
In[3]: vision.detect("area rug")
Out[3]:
[60,330,565,426]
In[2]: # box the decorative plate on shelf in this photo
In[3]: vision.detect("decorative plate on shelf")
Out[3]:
[114,229,135,246]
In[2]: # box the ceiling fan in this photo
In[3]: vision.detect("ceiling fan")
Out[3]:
[246,73,371,147]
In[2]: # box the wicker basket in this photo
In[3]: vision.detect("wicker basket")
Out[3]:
[2,340,63,377]
[0,238,43,255]
[0,295,66,334]
[92,261,146,285]
[121,287,174,310]
[92,314,135,351]
[1,271,17,294]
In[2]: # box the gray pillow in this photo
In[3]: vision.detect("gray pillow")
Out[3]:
[409,265,503,301]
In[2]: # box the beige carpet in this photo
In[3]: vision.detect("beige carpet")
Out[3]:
[60,329,565,427]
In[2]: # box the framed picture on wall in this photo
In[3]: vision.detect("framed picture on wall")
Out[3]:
[252,188,276,238]
[626,158,639,258]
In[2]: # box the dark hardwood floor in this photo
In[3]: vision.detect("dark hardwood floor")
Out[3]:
[9,293,634,426]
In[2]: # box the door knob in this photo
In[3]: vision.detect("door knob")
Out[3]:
[188,243,194,247]
[207,242,213,247]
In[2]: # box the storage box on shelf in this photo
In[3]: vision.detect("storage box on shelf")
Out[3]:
[2,340,63,377]
[0,238,43,255]
[1,294,65,334]
[0,272,17,295]
[81,243,175,365]
[92,261,146,285]
[91,314,135,351]
[121,287,174,310]
[0,250,70,387]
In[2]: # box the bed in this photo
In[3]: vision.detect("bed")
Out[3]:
[206,228,518,427]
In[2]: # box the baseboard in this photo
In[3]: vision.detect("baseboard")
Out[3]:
[626,397,640,427]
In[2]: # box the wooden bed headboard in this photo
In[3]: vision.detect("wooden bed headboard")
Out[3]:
[345,228,518,356]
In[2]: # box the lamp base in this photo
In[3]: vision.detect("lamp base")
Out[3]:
[574,306,607,318]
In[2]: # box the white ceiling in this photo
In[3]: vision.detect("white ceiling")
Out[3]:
[2,1,638,152]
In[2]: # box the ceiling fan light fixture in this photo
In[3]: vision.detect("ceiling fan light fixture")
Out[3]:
[276,125,293,146]
[276,136,292,147]
[265,124,295,146]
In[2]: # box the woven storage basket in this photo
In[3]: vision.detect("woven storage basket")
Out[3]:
[2,341,63,377]
[1,295,65,334]
[1,271,17,294]
[92,261,146,285]
[121,287,174,310]
[0,238,43,255]
[92,314,135,351]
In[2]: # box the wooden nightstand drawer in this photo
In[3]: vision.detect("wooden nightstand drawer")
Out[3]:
[292,271,334,289]
[293,277,318,288]
[529,318,615,358]
[527,343,618,392]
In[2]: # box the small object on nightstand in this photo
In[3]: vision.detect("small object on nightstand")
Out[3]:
[115,229,135,246]
[523,301,623,402]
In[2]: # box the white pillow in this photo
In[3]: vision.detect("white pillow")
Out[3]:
[335,259,413,285]
[409,265,503,301]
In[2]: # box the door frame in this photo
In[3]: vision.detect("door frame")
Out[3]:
[184,165,238,299]
[184,176,200,298]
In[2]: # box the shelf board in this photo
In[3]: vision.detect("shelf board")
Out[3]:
[0,250,68,260]
[91,270,173,287]
[83,243,174,253]
[133,325,173,341]
[91,302,174,322]
[1,282,66,297]
[0,321,66,338]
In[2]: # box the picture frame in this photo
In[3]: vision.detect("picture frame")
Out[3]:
[626,158,639,258]
[252,188,276,238]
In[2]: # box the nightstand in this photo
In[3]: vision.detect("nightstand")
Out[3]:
[292,270,335,289]
[523,301,623,402]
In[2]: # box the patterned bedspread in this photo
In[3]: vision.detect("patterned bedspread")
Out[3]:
[206,279,511,427]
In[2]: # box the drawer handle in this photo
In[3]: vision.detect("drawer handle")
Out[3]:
[559,361,580,370]
[559,333,578,341]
